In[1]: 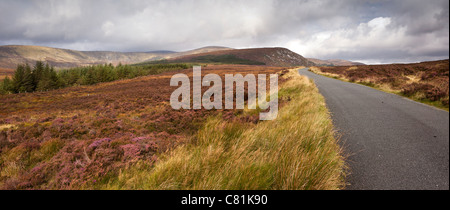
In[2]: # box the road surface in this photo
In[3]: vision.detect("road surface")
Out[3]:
[298,68,449,190]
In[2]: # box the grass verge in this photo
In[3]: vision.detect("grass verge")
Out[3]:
[100,69,346,190]
[309,67,449,111]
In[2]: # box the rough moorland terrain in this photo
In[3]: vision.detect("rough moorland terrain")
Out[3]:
[311,60,449,109]
[0,64,345,190]
[0,65,286,189]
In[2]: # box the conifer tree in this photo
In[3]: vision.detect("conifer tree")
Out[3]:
[1,76,12,93]
[32,61,45,89]
[22,64,34,92]
[37,63,52,91]
[49,66,61,89]
[12,64,25,93]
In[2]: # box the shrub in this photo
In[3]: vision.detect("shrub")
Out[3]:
[401,83,433,97]
[426,87,447,101]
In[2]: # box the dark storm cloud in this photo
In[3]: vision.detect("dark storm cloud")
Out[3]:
[0,0,448,63]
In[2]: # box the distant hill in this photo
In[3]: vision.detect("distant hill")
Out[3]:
[0,45,313,69]
[163,46,233,59]
[145,50,176,54]
[164,47,315,67]
[0,45,232,70]
[307,58,366,66]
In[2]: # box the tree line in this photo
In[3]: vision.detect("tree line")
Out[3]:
[0,62,189,94]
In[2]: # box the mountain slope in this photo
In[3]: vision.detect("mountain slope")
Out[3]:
[0,45,232,69]
[0,45,312,69]
[167,47,315,67]
[307,58,365,66]
[0,45,163,69]
[163,46,232,59]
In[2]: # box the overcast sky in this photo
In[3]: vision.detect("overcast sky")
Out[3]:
[0,0,448,64]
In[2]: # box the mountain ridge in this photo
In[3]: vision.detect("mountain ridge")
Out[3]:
[0,45,233,69]
[307,58,366,66]
[165,47,315,67]
[0,45,316,70]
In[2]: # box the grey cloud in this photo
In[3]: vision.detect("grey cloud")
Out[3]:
[385,0,449,36]
[0,0,448,63]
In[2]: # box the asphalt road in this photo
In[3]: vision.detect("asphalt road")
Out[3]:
[298,68,449,190]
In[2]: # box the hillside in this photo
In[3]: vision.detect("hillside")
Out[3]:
[0,68,14,80]
[0,45,232,70]
[0,45,313,70]
[166,47,315,67]
[307,58,366,66]
[162,46,232,59]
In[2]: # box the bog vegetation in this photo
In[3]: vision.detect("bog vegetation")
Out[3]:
[0,61,189,94]
[0,65,345,189]
[104,69,345,190]
[311,60,449,110]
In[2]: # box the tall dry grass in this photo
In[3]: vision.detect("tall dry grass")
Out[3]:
[102,69,346,190]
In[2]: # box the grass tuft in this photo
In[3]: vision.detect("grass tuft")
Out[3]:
[102,69,346,190]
